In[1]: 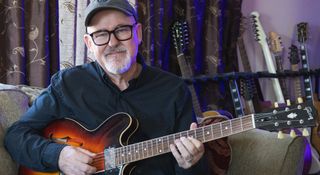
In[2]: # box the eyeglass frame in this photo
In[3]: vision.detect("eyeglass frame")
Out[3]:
[87,22,138,46]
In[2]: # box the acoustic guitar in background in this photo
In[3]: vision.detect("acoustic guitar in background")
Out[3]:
[19,103,317,175]
[296,22,320,157]
[250,11,285,104]
[268,32,290,101]
[171,20,232,174]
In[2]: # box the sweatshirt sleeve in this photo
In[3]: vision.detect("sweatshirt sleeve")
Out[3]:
[4,73,70,172]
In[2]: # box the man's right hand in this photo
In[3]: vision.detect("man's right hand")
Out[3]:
[58,146,97,175]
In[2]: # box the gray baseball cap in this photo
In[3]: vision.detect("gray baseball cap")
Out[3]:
[84,0,138,26]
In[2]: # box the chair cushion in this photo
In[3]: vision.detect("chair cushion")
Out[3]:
[227,129,306,175]
[0,89,30,175]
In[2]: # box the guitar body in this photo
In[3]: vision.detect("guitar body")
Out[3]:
[19,112,138,175]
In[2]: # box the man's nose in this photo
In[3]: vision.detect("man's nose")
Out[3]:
[108,33,120,47]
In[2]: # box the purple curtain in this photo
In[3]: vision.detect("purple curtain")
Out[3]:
[0,0,59,87]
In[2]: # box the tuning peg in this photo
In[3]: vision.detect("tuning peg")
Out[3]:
[278,131,284,139]
[297,97,303,104]
[290,129,297,138]
[286,100,291,106]
[302,128,309,136]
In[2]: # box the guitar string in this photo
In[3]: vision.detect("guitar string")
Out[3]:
[89,110,306,166]
[89,117,256,166]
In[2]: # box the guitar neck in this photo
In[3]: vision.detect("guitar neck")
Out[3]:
[274,55,290,100]
[237,35,264,113]
[291,64,303,101]
[229,79,244,117]
[260,43,285,103]
[112,115,255,167]
[299,43,314,102]
[237,38,252,72]
[176,54,203,118]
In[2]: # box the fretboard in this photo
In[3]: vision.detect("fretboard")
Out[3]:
[299,44,313,102]
[113,115,255,166]
[274,55,290,100]
[176,54,203,118]
[290,64,302,102]
[229,79,244,117]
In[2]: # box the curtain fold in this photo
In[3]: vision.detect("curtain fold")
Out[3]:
[0,0,59,87]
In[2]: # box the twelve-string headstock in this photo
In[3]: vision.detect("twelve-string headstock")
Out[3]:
[250,11,267,45]
[171,20,189,55]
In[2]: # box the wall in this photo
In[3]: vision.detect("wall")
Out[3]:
[240,0,320,102]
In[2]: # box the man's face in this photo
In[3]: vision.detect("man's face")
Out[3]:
[84,10,142,75]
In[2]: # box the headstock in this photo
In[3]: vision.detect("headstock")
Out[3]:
[240,78,256,101]
[297,22,308,43]
[250,11,267,45]
[171,20,189,55]
[255,102,317,132]
[288,44,299,65]
[269,31,283,55]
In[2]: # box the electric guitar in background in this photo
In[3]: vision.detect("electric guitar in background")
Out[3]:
[288,44,303,103]
[250,11,285,104]
[297,22,320,157]
[268,31,290,101]
[287,44,307,142]
[237,15,265,114]
[19,103,317,175]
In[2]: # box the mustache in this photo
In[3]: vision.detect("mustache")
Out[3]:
[105,46,127,56]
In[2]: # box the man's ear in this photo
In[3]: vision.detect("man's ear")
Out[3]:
[84,34,94,52]
[136,23,142,44]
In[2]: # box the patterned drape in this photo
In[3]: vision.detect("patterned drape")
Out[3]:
[0,0,59,87]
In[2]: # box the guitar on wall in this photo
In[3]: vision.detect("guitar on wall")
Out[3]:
[171,20,232,174]
[237,15,266,114]
[250,11,285,104]
[297,22,320,156]
[268,31,290,101]
[288,44,303,104]
[19,103,317,175]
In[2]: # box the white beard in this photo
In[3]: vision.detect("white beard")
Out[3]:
[104,52,132,74]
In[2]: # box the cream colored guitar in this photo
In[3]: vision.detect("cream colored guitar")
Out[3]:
[250,11,285,104]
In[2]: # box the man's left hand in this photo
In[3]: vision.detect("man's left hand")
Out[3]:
[170,122,205,169]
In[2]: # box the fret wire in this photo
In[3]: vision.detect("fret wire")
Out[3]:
[129,144,132,162]
[149,139,153,157]
[133,144,137,161]
[229,120,232,134]
[115,148,119,165]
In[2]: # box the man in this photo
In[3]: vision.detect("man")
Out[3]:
[4,0,209,175]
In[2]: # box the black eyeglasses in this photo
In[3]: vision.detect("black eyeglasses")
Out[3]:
[88,23,137,46]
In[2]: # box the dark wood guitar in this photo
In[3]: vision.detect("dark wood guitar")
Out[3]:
[297,22,320,156]
[19,103,317,175]
[171,20,232,174]
[288,44,303,103]
[171,20,206,119]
